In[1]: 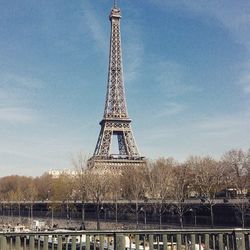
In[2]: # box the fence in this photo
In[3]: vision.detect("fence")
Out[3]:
[0,228,249,250]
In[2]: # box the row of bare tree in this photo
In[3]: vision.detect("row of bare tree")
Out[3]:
[0,148,249,228]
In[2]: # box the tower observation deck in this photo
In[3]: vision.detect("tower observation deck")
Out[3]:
[87,3,145,172]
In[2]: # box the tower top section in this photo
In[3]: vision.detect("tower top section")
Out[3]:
[109,6,121,20]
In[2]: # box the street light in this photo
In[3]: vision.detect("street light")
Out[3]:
[48,206,54,228]
[47,190,50,201]
[159,207,162,229]
[140,207,147,228]
[189,208,197,227]
[66,202,70,228]
[100,206,107,221]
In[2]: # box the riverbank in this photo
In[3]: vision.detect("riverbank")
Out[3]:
[0,215,158,231]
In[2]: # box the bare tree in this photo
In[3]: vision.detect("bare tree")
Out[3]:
[148,158,175,228]
[10,188,24,223]
[51,173,75,227]
[0,176,36,223]
[87,171,111,229]
[169,163,191,228]
[34,173,53,201]
[107,174,122,224]
[25,182,39,225]
[188,156,225,228]
[72,153,90,227]
[222,149,250,227]
[222,149,249,195]
[121,166,149,228]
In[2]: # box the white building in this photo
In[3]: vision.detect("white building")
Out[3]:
[46,169,77,178]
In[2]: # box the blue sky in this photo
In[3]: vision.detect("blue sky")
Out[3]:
[0,0,249,176]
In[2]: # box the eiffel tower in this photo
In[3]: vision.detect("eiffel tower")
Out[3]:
[87,2,145,172]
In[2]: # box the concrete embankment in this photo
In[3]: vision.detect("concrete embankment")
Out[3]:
[0,216,155,230]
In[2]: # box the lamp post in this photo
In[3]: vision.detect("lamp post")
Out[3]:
[140,207,147,228]
[48,206,54,228]
[100,206,107,221]
[159,207,162,229]
[115,188,122,224]
[47,190,50,200]
[115,201,118,223]
[66,202,70,228]
[189,208,197,227]
[0,203,2,219]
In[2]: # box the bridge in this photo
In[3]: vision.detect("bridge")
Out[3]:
[0,228,249,249]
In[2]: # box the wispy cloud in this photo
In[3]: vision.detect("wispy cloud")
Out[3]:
[123,22,144,84]
[143,107,250,160]
[0,72,42,123]
[151,108,250,145]
[0,107,37,124]
[196,113,250,134]
[238,63,250,94]
[156,102,186,118]
[244,85,250,94]
[149,0,250,53]
[81,0,107,51]
[153,60,200,97]
[0,72,43,89]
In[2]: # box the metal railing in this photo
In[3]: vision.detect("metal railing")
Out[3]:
[0,228,249,250]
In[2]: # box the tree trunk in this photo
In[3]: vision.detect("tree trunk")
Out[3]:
[159,212,162,229]
[81,203,85,224]
[18,203,21,223]
[115,201,118,223]
[30,204,33,226]
[241,210,245,228]
[10,204,13,223]
[159,202,163,229]
[135,202,139,229]
[96,203,100,230]
[51,207,54,228]
[66,203,69,228]
[179,214,183,229]
[210,205,214,228]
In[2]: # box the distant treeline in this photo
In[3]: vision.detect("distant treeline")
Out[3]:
[0,148,249,228]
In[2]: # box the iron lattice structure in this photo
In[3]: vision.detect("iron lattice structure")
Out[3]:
[88,4,145,172]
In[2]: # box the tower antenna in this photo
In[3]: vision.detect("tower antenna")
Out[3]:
[114,0,118,8]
